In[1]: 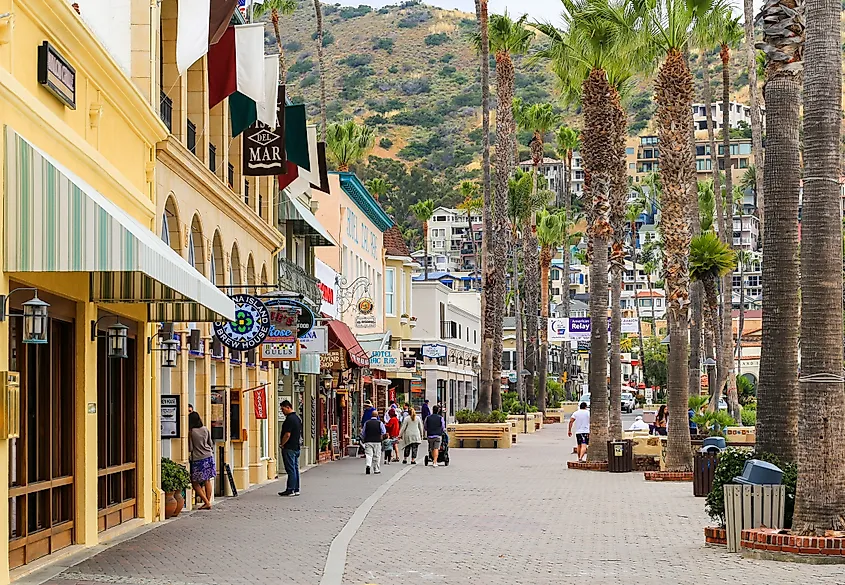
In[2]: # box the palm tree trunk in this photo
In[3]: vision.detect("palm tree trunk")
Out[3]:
[688,60,702,401]
[423,221,429,280]
[475,0,493,414]
[736,255,745,377]
[513,240,524,403]
[702,278,721,400]
[743,0,765,231]
[757,71,800,463]
[523,208,539,405]
[588,234,610,461]
[270,10,286,85]
[703,306,717,399]
[708,279,726,410]
[631,224,646,387]
[609,268,623,439]
[794,0,845,532]
[313,0,327,141]
[720,46,740,422]
[539,247,552,412]
[655,48,694,472]
[563,152,573,396]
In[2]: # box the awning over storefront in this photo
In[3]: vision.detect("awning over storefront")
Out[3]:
[4,128,235,322]
[358,331,391,353]
[327,320,369,367]
[281,190,336,247]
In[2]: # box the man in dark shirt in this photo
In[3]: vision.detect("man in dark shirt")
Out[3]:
[278,400,302,496]
[425,405,446,467]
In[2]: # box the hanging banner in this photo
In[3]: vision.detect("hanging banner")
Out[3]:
[213,294,270,351]
[253,386,268,419]
[243,122,286,175]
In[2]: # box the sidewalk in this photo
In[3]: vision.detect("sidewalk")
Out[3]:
[26,425,845,585]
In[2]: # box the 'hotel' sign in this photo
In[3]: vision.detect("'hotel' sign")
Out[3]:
[38,41,76,109]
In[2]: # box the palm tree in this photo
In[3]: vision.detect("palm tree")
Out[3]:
[538,209,566,410]
[313,0,327,140]
[476,11,533,412]
[534,0,640,460]
[365,177,390,201]
[734,249,750,376]
[626,201,648,390]
[755,0,802,464]
[742,0,764,230]
[325,119,374,172]
[555,126,580,212]
[253,0,297,84]
[410,199,435,281]
[474,0,494,413]
[793,0,844,533]
[515,102,558,409]
[689,232,737,413]
[457,182,483,288]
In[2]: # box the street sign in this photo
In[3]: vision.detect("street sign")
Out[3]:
[213,294,270,351]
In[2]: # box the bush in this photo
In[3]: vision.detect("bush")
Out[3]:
[392,109,443,128]
[440,53,455,63]
[388,64,399,74]
[288,58,314,75]
[312,30,335,46]
[379,137,393,149]
[400,78,432,95]
[424,33,449,46]
[283,40,302,52]
[706,448,797,528]
[740,407,757,427]
[374,37,395,53]
[339,5,372,18]
[454,409,508,424]
[300,73,318,88]
[161,457,190,493]
[439,65,457,77]
[364,114,388,126]
[339,53,374,68]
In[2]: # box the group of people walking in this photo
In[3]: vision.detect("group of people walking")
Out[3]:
[360,399,446,474]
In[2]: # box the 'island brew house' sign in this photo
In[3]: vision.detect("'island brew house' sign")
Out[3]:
[38,41,76,109]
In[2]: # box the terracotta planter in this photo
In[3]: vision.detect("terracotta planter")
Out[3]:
[164,491,184,519]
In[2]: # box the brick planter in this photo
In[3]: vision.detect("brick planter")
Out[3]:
[634,455,660,471]
[740,528,845,563]
[567,460,608,471]
[644,470,693,482]
[705,526,727,546]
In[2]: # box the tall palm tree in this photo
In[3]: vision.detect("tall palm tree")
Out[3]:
[474,0,494,413]
[325,120,374,172]
[479,12,533,412]
[313,0,327,140]
[734,249,750,376]
[534,0,640,461]
[515,102,558,409]
[755,0,803,463]
[538,209,566,410]
[365,177,390,201]
[253,0,297,84]
[793,0,845,532]
[742,0,764,230]
[625,201,648,390]
[457,182,483,288]
[410,200,435,281]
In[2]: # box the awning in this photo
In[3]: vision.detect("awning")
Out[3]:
[4,127,235,322]
[357,331,391,353]
[327,320,369,367]
[280,190,336,247]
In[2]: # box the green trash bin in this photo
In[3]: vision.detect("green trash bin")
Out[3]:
[607,440,633,472]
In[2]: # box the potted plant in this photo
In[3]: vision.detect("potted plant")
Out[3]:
[161,457,190,519]
[400,313,410,325]
[409,316,417,328]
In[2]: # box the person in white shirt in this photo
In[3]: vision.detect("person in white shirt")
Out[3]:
[629,415,650,431]
[568,402,591,462]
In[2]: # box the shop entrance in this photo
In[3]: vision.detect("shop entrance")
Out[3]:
[8,318,75,569]
[96,336,138,532]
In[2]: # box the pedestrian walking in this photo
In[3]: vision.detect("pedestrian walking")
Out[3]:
[384,402,400,424]
[386,409,401,462]
[424,405,446,467]
[421,399,431,422]
[400,407,424,464]
[278,400,302,496]
[401,403,410,422]
[188,411,215,510]
[568,402,590,462]
[362,410,387,475]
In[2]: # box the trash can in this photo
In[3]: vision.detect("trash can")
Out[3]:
[693,450,719,497]
[607,440,633,472]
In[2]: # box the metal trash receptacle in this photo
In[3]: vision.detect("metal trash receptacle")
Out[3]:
[693,450,719,497]
[607,440,633,472]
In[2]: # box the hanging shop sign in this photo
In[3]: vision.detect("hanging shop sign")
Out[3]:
[37,41,76,109]
[243,123,286,175]
[265,298,315,339]
[320,349,348,371]
[160,395,181,439]
[355,296,376,328]
[253,387,268,420]
[357,297,374,314]
[213,294,270,351]
[369,350,401,370]
[355,314,377,328]
[421,344,447,359]
[299,326,328,355]
[402,357,417,370]
[260,341,300,362]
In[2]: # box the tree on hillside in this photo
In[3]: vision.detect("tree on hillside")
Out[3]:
[326,119,375,171]
[365,177,391,201]
[410,199,435,281]
[755,0,802,464]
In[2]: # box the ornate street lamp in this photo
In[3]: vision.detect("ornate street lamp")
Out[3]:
[107,322,129,359]
[0,288,50,344]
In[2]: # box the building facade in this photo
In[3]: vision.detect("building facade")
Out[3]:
[517,155,585,199]
[425,206,481,272]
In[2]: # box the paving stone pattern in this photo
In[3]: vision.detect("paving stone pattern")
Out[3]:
[36,425,845,585]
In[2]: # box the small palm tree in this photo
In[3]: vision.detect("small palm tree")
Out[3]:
[457,183,483,287]
[254,0,297,83]
[325,120,374,172]
[697,180,715,233]
[365,177,390,201]
[537,209,566,409]
[555,126,580,211]
[410,199,435,280]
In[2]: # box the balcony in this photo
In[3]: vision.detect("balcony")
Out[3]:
[277,256,322,304]
[209,143,217,173]
[159,91,172,133]
[187,119,196,155]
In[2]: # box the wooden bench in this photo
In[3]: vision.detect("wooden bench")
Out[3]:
[446,423,512,449]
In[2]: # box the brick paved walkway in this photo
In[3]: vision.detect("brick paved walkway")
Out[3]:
[28,425,845,585]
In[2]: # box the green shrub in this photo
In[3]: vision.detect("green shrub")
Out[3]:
[440,53,455,63]
[161,457,190,493]
[439,65,457,77]
[299,73,318,88]
[388,64,399,74]
[288,58,314,75]
[312,30,335,46]
[424,33,449,46]
[706,448,797,527]
[454,409,508,424]
[374,37,395,53]
[379,137,393,149]
[740,407,757,427]
[283,40,302,52]
[691,410,736,437]
[339,5,372,18]
[339,53,374,68]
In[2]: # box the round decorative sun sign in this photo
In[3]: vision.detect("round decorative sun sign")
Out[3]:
[213,294,270,351]
[357,297,374,315]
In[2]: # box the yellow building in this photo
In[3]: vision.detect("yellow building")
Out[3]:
[0,1,234,581]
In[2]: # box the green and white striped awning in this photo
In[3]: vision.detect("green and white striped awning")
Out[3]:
[4,127,235,322]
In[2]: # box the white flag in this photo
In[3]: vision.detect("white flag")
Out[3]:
[257,56,280,128]
[176,0,211,75]
[234,23,266,105]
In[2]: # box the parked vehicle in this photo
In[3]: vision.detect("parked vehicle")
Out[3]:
[621,392,636,413]
[578,393,590,407]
